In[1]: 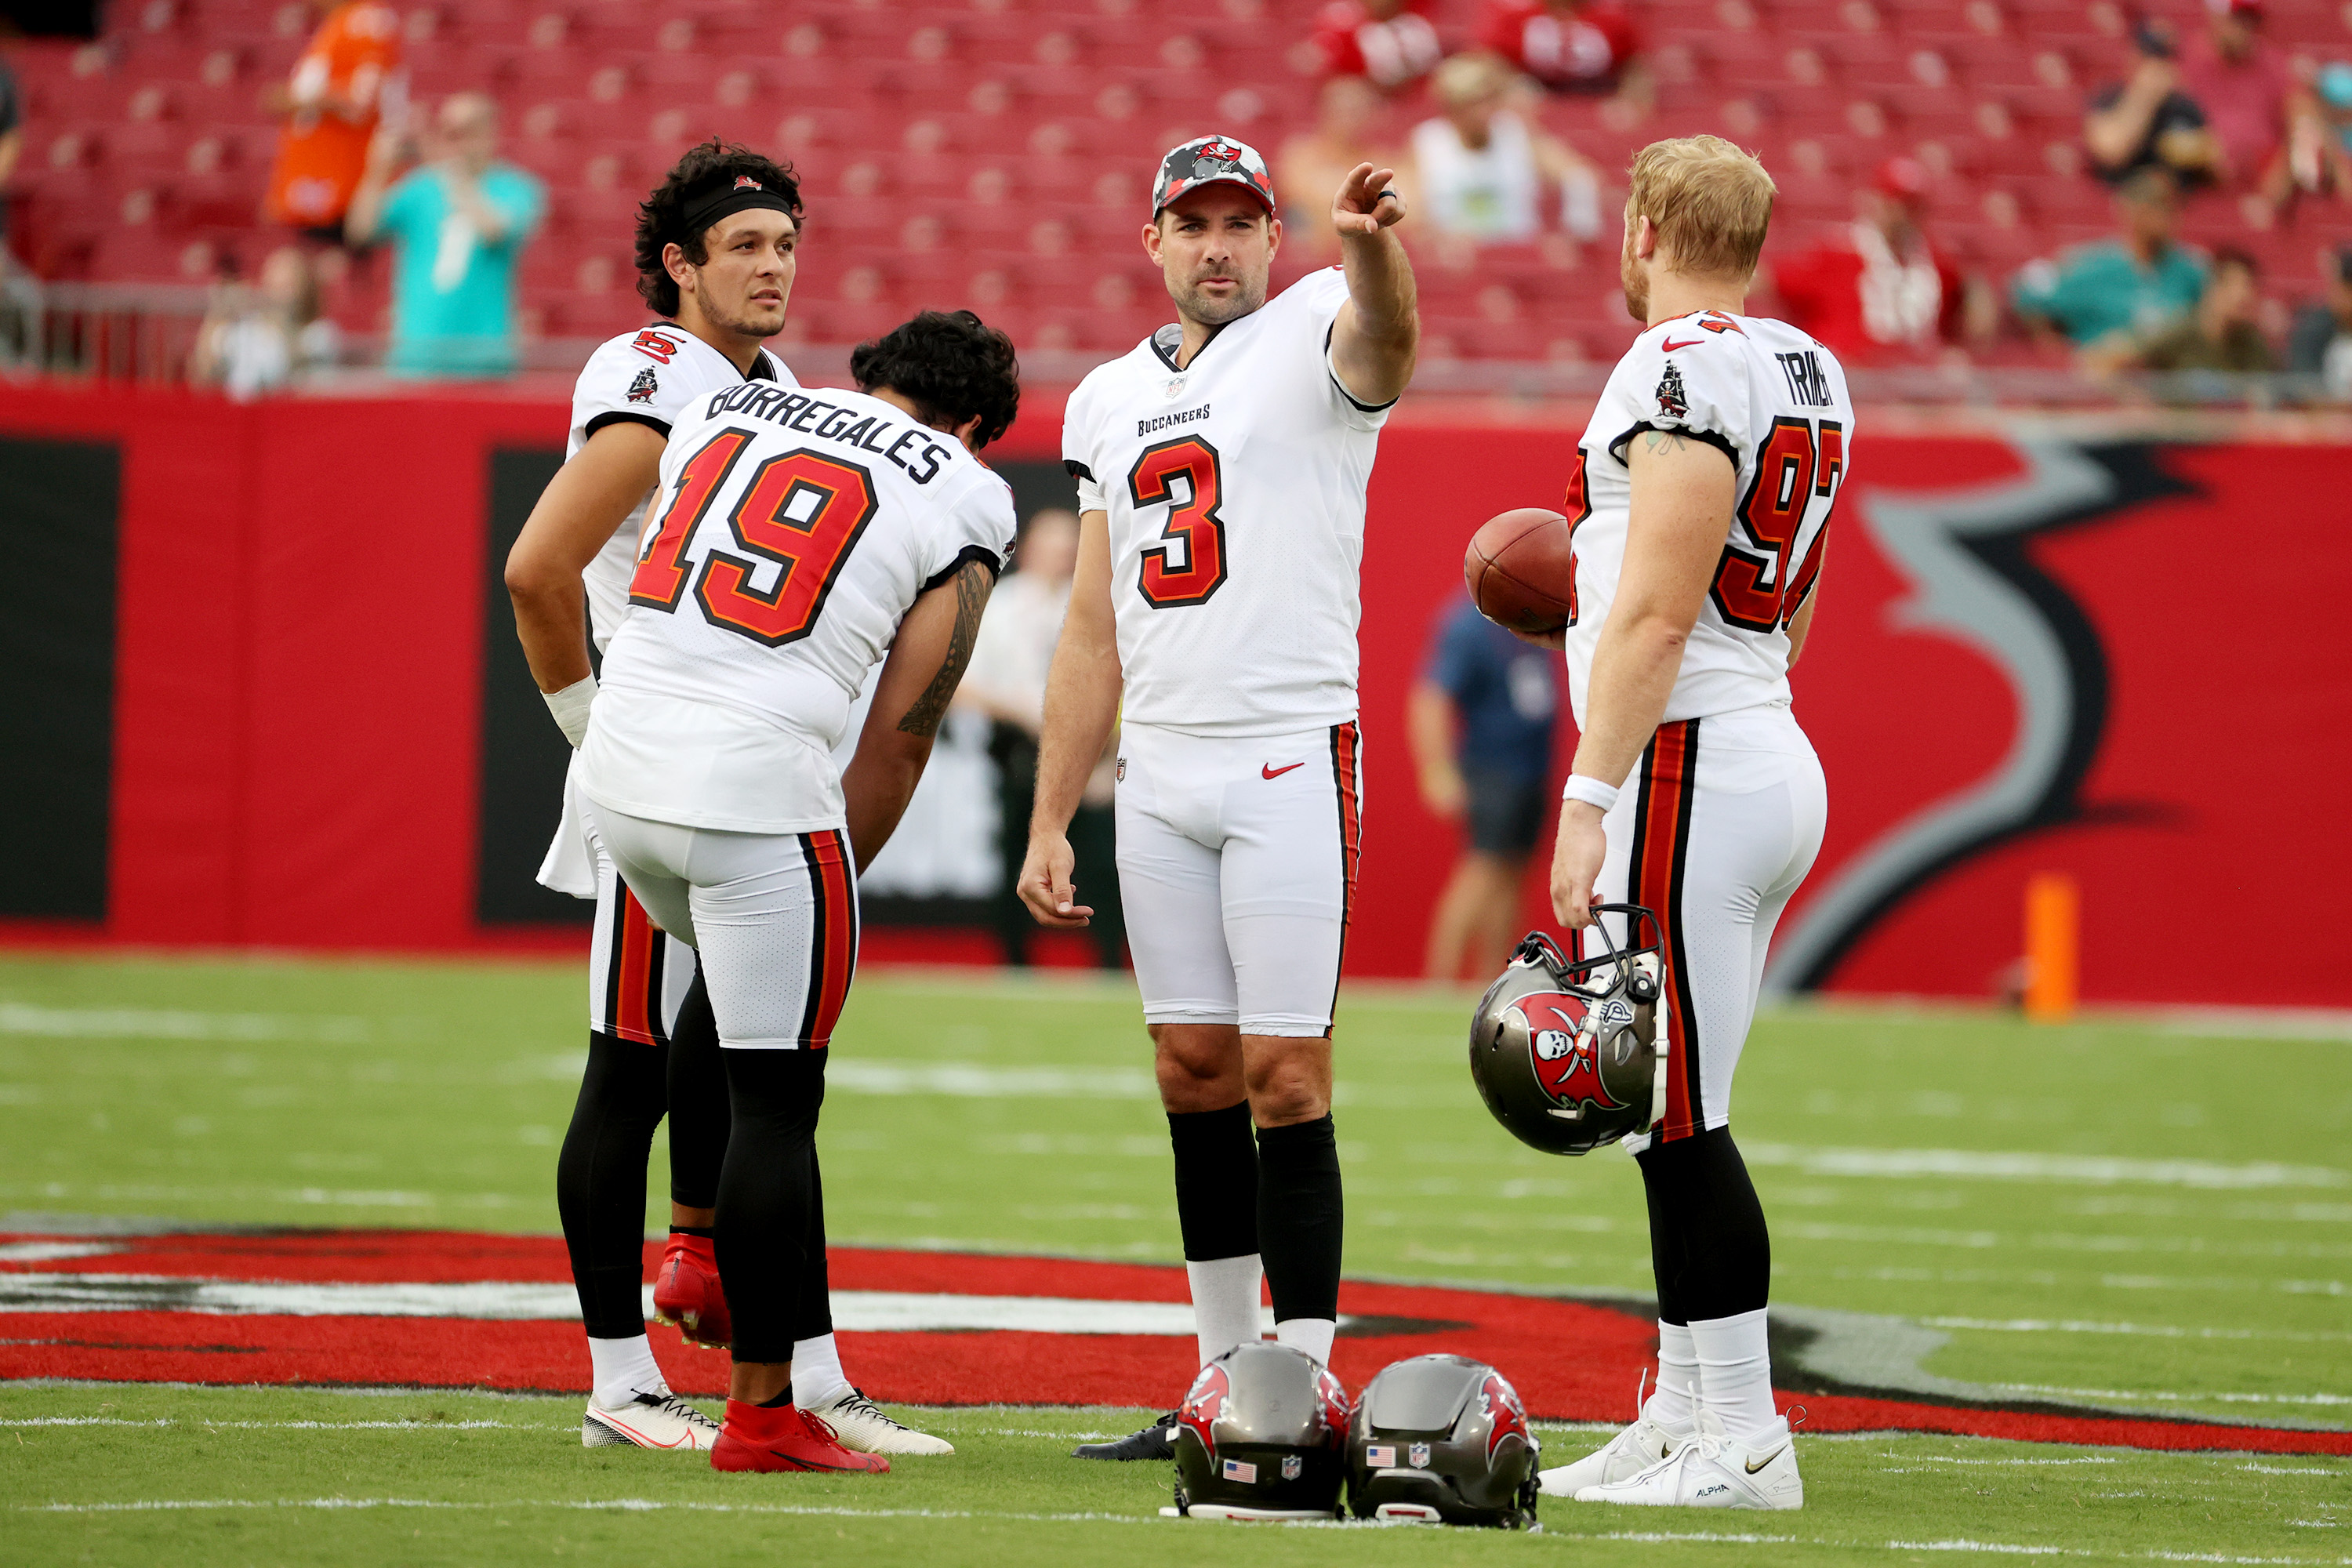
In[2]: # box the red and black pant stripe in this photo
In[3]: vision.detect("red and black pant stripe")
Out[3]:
[1325,720,1363,1036]
[1628,718,1702,1142]
[601,887,668,1047]
[795,828,858,1049]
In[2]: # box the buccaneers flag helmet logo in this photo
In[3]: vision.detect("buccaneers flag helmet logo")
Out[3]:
[1480,1372,1531,1461]
[1178,1362,1229,1457]
[1511,993,1627,1112]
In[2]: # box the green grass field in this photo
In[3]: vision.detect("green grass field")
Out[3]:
[2,953,2346,1565]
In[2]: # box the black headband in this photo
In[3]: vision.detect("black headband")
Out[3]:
[684,183,796,240]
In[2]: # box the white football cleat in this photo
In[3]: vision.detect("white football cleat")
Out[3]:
[804,1386,955,1455]
[1575,1409,1802,1510]
[582,1390,724,1451]
[1538,1407,1687,1497]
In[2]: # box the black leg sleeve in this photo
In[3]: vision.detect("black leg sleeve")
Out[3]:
[664,967,728,1210]
[714,1047,826,1365]
[1255,1114,1345,1323]
[1170,1102,1260,1262]
[790,1143,834,1342]
[557,1031,668,1340]
[1635,1127,1771,1322]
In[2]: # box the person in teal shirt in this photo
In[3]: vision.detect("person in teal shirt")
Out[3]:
[2011,166,2207,347]
[346,93,543,377]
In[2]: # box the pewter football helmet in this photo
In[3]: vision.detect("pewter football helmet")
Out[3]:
[1170,1341,1352,1521]
[1346,1353,1541,1527]
[1468,905,1666,1156]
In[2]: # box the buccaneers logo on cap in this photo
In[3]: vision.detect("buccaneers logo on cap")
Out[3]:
[1480,1373,1532,1462]
[1194,138,1247,166]
[1512,993,1628,1112]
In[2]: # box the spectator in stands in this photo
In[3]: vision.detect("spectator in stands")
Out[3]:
[2084,17,2223,187]
[1772,156,1984,364]
[2281,60,2352,204]
[263,0,405,242]
[1410,595,1558,982]
[1279,74,1395,265]
[2286,244,2352,397]
[1477,0,1650,114]
[346,93,543,378]
[2012,168,2207,350]
[2176,0,2302,204]
[1310,0,1443,95]
[191,247,341,401]
[956,509,1125,970]
[0,39,20,256]
[2089,247,2276,372]
[1408,53,1603,245]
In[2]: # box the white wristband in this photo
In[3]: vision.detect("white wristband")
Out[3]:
[544,673,597,749]
[1562,774,1620,813]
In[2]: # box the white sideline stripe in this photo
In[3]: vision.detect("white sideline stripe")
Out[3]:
[826,1061,1159,1100]
[0,1003,378,1044]
[0,1243,119,1264]
[1925,1318,2352,1344]
[0,1275,1213,1335]
[1741,1144,2349,1190]
[1994,1385,2352,1408]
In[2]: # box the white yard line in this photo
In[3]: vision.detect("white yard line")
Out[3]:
[1925,1318,2352,1344]
[1742,1145,2348,1191]
[0,1003,383,1044]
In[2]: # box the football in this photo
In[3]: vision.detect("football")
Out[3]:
[1464,508,1577,636]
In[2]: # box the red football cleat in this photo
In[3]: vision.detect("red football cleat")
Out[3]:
[652,1233,731,1348]
[710,1400,891,1474]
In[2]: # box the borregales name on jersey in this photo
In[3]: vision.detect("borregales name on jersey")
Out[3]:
[698,383,958,486]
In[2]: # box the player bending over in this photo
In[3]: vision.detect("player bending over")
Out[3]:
[506,140,942,1456]
[1023,136,1417,1461]
[578,311,1020,1474]
[1535,136,1847,1511]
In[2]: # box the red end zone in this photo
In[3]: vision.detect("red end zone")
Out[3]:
[2,1229,2343,1456]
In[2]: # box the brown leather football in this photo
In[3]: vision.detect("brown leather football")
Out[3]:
[1464,508,1577,636]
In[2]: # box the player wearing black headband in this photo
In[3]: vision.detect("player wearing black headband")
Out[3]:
[506,139,950,1459]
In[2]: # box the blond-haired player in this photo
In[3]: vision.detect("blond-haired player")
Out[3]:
[1533,136,1849,1509]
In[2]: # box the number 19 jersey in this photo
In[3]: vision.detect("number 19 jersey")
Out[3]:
[1062,267,1393,737]
[1563,310,1853,728]
[580,384,1016,836]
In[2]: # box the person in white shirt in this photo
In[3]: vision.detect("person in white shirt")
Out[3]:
[1409,53,1602,246]
[506,142,945,1461]
[1026,133,1419,1461]
[579,310,1020,1476]
[1529,136,1849,1512]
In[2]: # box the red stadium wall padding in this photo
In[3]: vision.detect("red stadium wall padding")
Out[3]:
[2,382,2347,1005]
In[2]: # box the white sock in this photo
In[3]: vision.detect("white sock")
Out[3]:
[1689,1307,1779,1441]
[1273,1316,1337,1366]
[1185,1255,1264,1366]
[791,1333,849,1410]
[1646,1321,1700,1434]
[586,1334,667,1410]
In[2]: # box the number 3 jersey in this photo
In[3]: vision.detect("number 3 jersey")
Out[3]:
[1062,266,1393,737]
[567,323,794,655]
[579,383,1016,835]
[1563,310,1853,728]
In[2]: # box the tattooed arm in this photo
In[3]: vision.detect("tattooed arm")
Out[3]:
[839,555,997,873]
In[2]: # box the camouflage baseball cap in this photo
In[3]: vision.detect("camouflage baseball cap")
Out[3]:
[1152,135,1276,217]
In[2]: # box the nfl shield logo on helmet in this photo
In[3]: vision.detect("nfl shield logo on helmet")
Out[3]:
[1281,1454,1302,1480]
[1409,1442,1432,1468]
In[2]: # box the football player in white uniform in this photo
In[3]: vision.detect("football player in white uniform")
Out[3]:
[578,310,1020,1475]
[507,142,941,1458]
[1023,136,1418,1461]
[1531,137,1848,1510]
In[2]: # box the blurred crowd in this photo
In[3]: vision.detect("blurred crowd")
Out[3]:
[1284,0,2352,390]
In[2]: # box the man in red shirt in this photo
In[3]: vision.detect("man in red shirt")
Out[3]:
[1310,0,1443,94]
[1769,157,1971,364]
[1479,0,1646,106]
[2176,0,2310,207]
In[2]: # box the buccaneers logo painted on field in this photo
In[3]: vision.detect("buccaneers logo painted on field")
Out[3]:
[1179,1362,1229,1457]
[1511,993,1627,1112]
[1481,1372,1532,1461]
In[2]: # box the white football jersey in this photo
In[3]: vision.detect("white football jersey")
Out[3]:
[579,384,1016,835]
[1062,267,1392,737]
[1563,310,1853,728]
[565,323,794,654]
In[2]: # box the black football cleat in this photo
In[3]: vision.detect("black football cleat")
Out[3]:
[1073,1412,1178,1461]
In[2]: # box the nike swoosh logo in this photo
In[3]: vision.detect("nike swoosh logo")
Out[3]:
[1745,1446,1788,1474]
[1262,762,1305,779]
[1661,337,1704,351]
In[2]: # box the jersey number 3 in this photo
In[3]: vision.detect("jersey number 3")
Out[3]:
[630,427,877,647]
[1129,436,1228,608]
[1712,416,1843,633]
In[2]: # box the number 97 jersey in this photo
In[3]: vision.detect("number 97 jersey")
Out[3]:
[1561,310,1853,728]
